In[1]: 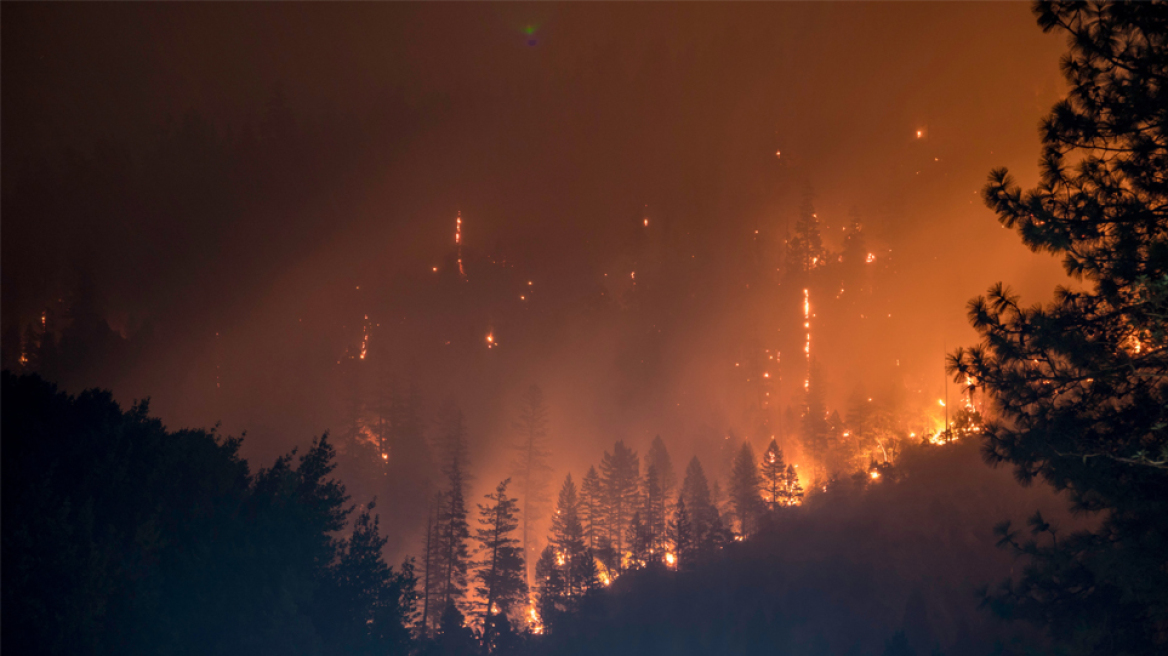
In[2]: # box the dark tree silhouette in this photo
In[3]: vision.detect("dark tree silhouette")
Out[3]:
[599,440,641,572]
[1,372,416,656]
[473,479,527,650]
[729,441,764,536]
[580,465,604,552]
[950,3,1168,653]
[759,438,787,512]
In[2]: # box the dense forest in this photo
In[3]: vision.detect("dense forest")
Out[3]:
[3,3,1166,656]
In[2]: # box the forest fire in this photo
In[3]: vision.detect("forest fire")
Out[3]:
[4,3,1165,656]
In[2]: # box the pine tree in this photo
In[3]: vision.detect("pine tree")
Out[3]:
[680,457,721,560]
[642,464,666,560]
[760,438,787,512]
[473,479,526,649]
[550,474,588,597]
[671,496,693,569]
[785,188,827,280]
[580,466,603,552]
[427,401,473,619]
[533,545,564,635]
[646,435,677,509]
[950,4,1168,652]
[599,440,640,572]
[729,441,764,536]
[435,464,471,615]
[510,384,553,590]
[783,464,804,507]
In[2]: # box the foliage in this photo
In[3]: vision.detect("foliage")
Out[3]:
[950,2,1168,653]
[1,372,416,656]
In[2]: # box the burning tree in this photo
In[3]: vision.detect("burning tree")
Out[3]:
[951,2,1168,652]
[549,474,597,597]
[759,438,787,512]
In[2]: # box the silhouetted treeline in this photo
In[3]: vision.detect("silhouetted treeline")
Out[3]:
[528,440,1068,656]
[2,372,417,656]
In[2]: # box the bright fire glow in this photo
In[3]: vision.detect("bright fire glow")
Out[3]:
[665,552,676,567]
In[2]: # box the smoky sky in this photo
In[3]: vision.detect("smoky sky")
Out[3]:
[4,2,1072,515]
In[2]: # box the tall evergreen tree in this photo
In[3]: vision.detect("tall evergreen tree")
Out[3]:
[785,188,827,280]
[642,464,667,560]
[729,441,764,536]
[760,438,787,512]
[783,465,805,507]
[646,435,677,508]
[473,479,526,650]
[671,496,693,569]
[580,466,604,552]
[550,474,589,597]
[510,384,553,589]
[425,401,473,619]
[533,545,565,635]
[950,4,1168,653]
[599,440,640,571]
[680,457,723,560]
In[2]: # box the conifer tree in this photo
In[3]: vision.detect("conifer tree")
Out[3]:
[534,545,565,635]
[729,441,764,536]
[783,464,804,507]
[428,402,472,618]
[680,457,721,560]
[510,385,553,590]
[473,479,526,650]
[550,474,589,597]
[671,496,693,568]
[785,188,827,280]
[599,440,640,571]
[580,466,603,552]
[950,4,1168,652]
[760,438,787,512]
[646,435,677,508]
[642,464,667,560]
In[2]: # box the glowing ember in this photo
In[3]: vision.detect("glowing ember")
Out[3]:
[455,212,466,278]
[866,252,876,263]
[870,470,880,480]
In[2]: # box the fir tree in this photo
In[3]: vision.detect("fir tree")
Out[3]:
[473,479,526,650]
[550,474,589,597]
[783,464,804,507]
[599,440,640,571]
[950,4,1168,652]
[729,441,764,536]
[680,457,721,560]
[580,466,604,552]
[760,438,787,512]
[671,496,693,569]
[510,385,553,590]
[642,464,667,560]
[646,435,677,509]
[785,187,827,280]
[534,545,565,635]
